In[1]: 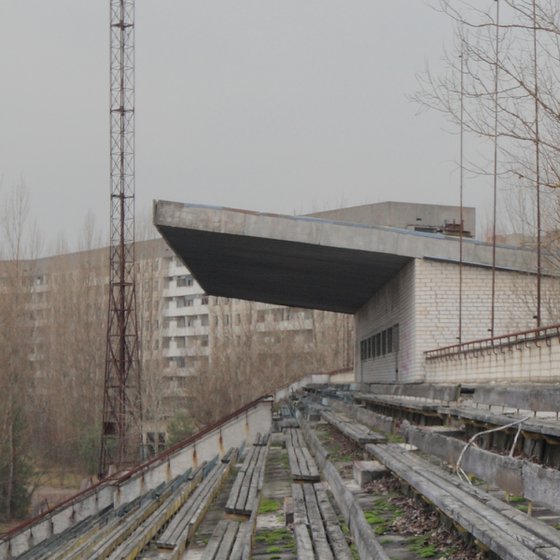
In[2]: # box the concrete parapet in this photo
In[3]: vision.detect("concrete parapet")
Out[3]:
[472,384,560,412]
[328,398,395,434]
[353,461,387,487]
[0,397,272,559]
[362,383,461,402]
[298,416,389,560]
[405,424,560,512]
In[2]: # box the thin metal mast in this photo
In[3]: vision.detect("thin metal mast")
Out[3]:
[490,0,500,339]
[100,0,142,476]
[458,40,465,346]
[533,0,541,327]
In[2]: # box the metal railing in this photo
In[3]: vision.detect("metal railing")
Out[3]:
[425,323,560,360]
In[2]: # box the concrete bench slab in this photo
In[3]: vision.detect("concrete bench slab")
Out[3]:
[353,460,387,487]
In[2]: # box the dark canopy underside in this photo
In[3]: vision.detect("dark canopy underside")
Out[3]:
[158,225,411,314]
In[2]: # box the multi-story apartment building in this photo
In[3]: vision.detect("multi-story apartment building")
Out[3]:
[2,236,350,434]
[138,238,349,420]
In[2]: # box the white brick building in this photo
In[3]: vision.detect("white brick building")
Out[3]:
[356,259,560,383]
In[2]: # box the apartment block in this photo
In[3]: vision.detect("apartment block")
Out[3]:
[1,236,351,427]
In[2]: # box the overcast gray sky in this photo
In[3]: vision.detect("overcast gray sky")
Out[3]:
[0,1,490,253]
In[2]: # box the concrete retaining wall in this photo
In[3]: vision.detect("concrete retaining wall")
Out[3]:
[0,398,272,559]
[405,425,560,511]
[327,399,394,434]
[425,339,560,385]
[298,415,389,560]
[273,370,353,402]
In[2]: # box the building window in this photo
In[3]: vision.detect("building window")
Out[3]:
[201,296,209,305]
[177,275,193,287]
[176,337,186,348]
[361,324,399,363]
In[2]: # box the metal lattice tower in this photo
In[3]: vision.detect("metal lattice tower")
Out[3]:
[99,0,142,476]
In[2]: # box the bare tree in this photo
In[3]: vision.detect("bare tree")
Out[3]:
[414,0,560,225]
[186,299,353,428]
[36,245,107,476]
[0,183,36,519]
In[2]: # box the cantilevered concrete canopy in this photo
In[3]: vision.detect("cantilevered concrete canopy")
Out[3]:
[153,201,542,314]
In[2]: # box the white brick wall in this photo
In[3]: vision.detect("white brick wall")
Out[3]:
[426,338,560,384]
[415,259,560,350]
[355,257,560,384]
[355,261,418,383]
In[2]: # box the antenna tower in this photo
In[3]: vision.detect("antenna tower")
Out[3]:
[100,0,142,476]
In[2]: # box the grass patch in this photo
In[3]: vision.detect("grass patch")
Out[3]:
[408,535,438,558]
[363,497,403,536]
[364,511,385,525]
[259,498,281,513]
[266,545,282,553]
[516,504,529,513]
[255,527,294,548]
[507,495,526,503]
[329,441,354,462]
[387,433,405,444]
[278,450,290,469]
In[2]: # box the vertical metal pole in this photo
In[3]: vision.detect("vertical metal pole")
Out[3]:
[458,41,464,346]
[100,0,142,477]
[533,0,542,327]
[490,0,500,340]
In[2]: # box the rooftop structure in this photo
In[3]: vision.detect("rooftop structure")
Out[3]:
[309,200,476,236]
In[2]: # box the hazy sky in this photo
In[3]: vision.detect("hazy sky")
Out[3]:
[0,1,490,252]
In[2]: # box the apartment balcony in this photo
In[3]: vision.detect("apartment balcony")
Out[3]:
[255,318,314,332]
[186,344,209,357]
[163,302,209,318]
[163,324,210,339]
[162,325,189,338]
[162,285,205,299]
[166,261,190,277]
[162,346,187,358]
